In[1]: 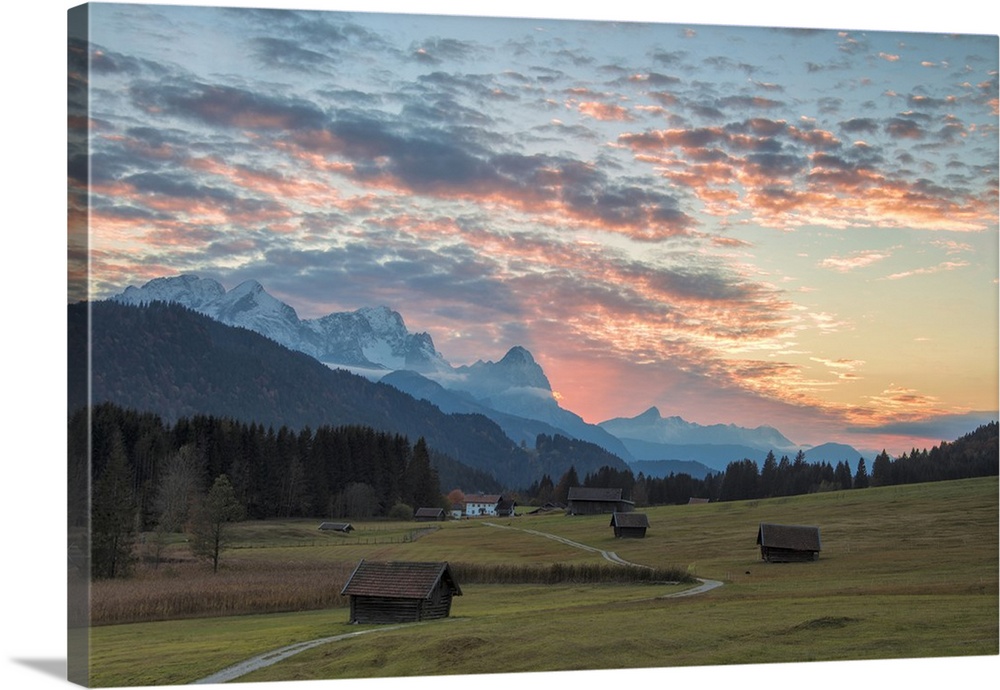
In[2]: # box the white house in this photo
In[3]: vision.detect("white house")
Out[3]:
[463,493,503,517]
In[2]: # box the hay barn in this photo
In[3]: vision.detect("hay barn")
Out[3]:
[341,560,462,624]
[566,487,634,515]
[610,511,649,538]
[756,523,822,562]
[318,522,354,533]
[414,507,446,521]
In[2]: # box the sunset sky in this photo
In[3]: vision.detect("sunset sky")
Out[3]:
[70,1,999,454]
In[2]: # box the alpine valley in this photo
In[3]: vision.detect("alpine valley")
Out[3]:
[81,274,871,487]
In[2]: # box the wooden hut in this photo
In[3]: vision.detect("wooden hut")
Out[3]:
[566,487,634,515]
[414,507,446,521]
[610,512,649,538]
[318,522,354,533]
[756,523,821,562]
[341,560,462,624]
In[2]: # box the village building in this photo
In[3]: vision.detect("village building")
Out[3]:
[566,487,634,515]
[463,493,503,517]
[610,512,649,538]
[341,560,463,624]
[496,498,517,517]
[414,507,446,521]
[756,523,822,562]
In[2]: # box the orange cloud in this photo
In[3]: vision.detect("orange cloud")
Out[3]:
[575,101,632,121]
[618,125,995,232]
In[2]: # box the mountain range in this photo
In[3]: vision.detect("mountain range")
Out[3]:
[109,274,867,473]
[71,299,644,489]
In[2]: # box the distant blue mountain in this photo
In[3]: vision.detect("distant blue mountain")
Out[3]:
[380,369,568,447]
[803,443,867,464]
[628,459,717,480]
[601,407,865,471]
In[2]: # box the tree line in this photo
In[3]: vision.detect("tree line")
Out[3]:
[73,403,445,578]
[523,422,998,505]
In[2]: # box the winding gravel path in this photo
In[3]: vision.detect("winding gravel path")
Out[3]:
[189,521,722,683]
[191,626,410,684]
[482,521,723,597]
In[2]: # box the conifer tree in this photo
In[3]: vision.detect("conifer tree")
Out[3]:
[91,430,138,579]
[405,437,441,509]
[853,457,870,489]
[553,466,579,504]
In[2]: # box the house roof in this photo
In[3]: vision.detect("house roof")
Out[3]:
[341,560,462,599]
[464,494,502,504]
[318,522,353,531]
[687,497,710,504]
[567,487,623,502]
[756,523,821,551]
[414,507,445,518]
[610,512,649,528]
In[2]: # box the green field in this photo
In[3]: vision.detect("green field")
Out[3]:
[87,477,998,686]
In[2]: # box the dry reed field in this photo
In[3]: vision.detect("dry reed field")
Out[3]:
[91,550,693,625]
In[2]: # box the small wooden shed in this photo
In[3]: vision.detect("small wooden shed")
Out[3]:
[341,560,462,624]
[318,522,354,533]
[414,507,446,521]
[756,523,821,562]
[567,487,634,515]
[610,512,649,538]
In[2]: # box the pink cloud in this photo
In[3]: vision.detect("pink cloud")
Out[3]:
[575,101,632,121]
[818,249,893,273]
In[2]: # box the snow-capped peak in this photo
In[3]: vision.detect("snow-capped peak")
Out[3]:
[108,274,447,373]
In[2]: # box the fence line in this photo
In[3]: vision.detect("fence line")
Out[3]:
[230,527,439,550]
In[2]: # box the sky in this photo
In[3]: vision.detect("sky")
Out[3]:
[67,0,999,455]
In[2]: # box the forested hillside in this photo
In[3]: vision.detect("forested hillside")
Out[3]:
[69,301,539,486]
[521,423,999,505]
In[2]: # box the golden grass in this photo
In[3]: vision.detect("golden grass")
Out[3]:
[87,477,998,685]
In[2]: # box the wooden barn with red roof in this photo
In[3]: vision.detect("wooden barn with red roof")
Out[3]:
[341,560,462,624]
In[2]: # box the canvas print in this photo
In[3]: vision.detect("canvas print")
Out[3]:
[67,2,998,688]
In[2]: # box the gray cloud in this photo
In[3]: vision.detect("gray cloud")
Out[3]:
[848,412,998,442]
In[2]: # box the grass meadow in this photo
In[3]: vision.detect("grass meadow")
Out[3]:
[87,477,998,686]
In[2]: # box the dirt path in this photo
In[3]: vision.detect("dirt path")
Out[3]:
[483,521,643,566]
[482,521,723,597]
[191,626,410,684]
[190,521,721,683]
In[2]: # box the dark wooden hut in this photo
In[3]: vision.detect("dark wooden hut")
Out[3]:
[496,498,517,517]
[566,487,634,515]
[610,512,649,538]
[341,560,462,624]
[414,507,446,521]
[318,522,354,533]
[756,523,821,562]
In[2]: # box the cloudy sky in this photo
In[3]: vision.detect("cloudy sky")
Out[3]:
[69,1,998,453]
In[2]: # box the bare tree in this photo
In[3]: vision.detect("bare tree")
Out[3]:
[189,474,245,573]
[147,445,201,567]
